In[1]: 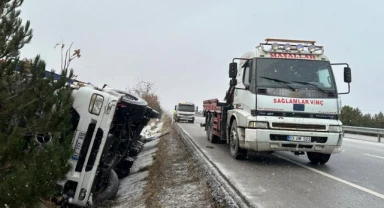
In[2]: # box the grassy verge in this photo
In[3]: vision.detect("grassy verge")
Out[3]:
[144,115,220,208]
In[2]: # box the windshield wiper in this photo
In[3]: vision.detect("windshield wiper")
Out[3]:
[259,76,295,91]
[291,81,326,93]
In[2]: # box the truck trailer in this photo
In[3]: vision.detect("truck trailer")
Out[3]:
[201,38,352,164]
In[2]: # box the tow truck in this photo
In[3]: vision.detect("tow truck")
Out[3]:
[201,38,352,164]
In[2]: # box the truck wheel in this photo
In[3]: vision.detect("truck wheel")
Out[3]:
[206,115,211,140]
[208,115,218,143]
[92,169,119,202]
[307,152,331,164]
[229,120,247,160]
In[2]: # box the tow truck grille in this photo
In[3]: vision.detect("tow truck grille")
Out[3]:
[271,123,326,131]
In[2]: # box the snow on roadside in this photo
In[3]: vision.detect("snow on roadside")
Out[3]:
[106,119,163,208]
[103,116,218,208]
[110,139,159,208]
[140,119,164,139]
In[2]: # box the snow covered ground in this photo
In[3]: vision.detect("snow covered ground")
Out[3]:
[108,119,163,207]
[100,117,218,208]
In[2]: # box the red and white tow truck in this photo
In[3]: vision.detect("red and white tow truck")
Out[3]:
[201,38,352,164]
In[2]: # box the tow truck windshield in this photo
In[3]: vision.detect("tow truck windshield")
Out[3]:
[256,58,336,92]
[178,104,195,112]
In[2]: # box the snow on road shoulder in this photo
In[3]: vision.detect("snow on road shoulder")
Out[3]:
[144,125,218,208]
[97,119,164,208]
[110,139,160,208]
[100,116,219,208]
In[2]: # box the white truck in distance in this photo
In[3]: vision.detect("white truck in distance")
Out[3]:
[174,102,196,123]
[202,38,352,164]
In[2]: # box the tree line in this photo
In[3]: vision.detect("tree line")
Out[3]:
[340,105,384,128]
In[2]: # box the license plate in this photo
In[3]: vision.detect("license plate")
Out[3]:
[72,132,86,160]
[287,135,311,142]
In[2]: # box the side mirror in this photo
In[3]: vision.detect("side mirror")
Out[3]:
[344,67,351,83]
[174,105,177,110]
[230,78,237,87]
[196,106,198,111]
[229,62,237,78]
[331,63,351,95]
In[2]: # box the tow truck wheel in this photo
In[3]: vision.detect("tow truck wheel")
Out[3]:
[307,152,331,164]
[207,114,218,143]
[229,120,247,160]
[206,115,211,141]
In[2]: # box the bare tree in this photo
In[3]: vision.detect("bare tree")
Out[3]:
[127,78,162,114]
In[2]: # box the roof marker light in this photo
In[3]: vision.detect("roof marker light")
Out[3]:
[308,45,316,52]
[297,44,304,51]
[271,43,279,51]
[284,43,291,51]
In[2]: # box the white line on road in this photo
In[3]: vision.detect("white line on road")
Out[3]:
[364,154,384,160]
[274,153,384,200]
[343,137,384,146]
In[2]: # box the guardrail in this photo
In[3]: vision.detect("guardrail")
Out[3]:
[343,126,384,142]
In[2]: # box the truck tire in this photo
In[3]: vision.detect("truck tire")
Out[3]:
[112,89,148,119]
[207,114,218,143]
[229,120,247,160]
[92,169,119,202]
[206,115,211,140]
[307,152,331,164]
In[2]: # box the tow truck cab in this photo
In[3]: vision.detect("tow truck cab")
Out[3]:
[174,102,196,123]
[204,38,352,164]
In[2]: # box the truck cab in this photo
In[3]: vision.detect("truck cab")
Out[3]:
[203,38,352,164]
[55,84,152,207]
[56,85,122,207]
[174,102,196,123]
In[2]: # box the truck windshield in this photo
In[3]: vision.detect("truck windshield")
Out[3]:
[178,104,195,112]
[256,59,336,91]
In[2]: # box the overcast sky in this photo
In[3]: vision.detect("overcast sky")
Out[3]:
[20,0,383,114]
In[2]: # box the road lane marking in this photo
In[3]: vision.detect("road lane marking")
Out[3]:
[274,153,384,200]
[343,138,384,146]
[364,154,384,160]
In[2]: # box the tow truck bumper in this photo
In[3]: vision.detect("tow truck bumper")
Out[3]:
[243,128,343,154]
[176,116,195,121]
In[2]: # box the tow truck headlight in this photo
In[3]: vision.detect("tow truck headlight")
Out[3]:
[89,94,104,115]
[249,121,269,129]
[329,125,342,133]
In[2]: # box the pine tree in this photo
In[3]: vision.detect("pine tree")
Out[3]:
[0,1,77,206]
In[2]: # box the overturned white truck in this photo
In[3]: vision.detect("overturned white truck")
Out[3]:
[52,84,160,207]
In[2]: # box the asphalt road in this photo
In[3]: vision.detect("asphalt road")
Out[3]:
[177,116,384,208]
